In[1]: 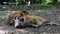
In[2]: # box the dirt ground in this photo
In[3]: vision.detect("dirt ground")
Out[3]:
[0,10,60,34]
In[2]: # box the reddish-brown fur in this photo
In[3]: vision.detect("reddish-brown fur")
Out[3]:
[5,11,21,25]
[5,10,47,26]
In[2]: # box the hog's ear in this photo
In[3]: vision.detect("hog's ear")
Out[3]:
[22,10,29,14]
[20,13,24,17]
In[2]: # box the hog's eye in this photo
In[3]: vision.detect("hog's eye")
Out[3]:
[19,18,24,22]
[16,16,21,19]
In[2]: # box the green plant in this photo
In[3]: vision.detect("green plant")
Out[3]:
[58,0,60,2]
[42,0,54,5]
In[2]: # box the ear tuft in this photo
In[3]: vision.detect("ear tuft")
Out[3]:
[22,10,29,14]
[20,13,23,16]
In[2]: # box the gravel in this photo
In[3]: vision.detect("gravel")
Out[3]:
[0,9,60,34]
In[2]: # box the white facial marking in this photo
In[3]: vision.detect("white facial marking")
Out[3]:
[14,19,19,27]
[14,16,21,27]
[14,16,27,28]
[14,16,24,27]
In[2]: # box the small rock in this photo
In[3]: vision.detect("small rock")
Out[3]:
[0,30,14,34]
[16,29,29,34]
